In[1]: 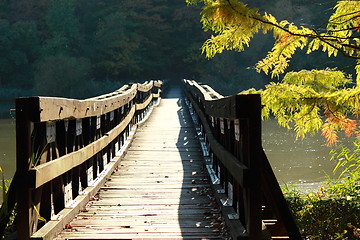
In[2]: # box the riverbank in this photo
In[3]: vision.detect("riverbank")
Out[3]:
[0,119,16,204]
[284,172,360,239]
[0,119,16,179]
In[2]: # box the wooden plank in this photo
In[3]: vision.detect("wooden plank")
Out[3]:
[131,137,199,142]
[104,176,208,183]
[119,157,203,162]
[54,97,227,240]
[56,234,221,240]
[67,217,214,226]
[153,80,162,88]
[30,126,138,240]
[184,80,222,101]
[137,81,154,92]
[18,81,164,240]
[111,168,205,174]
[76,209,212,217]
[203,95,262,120]
[187,93,249,187]
[34,85,137,122]
[135,93,153,110]
[185,79,262,119]
[76,203,213,211]
[76,208,211,215]
[97,184,211,190]
[57,230,221,237]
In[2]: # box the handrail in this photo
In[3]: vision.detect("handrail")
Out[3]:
[18,84,137,122]
[183,79,301,240]
[14,80,162,240]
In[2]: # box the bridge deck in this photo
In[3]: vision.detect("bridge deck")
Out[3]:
[55,89,226,239]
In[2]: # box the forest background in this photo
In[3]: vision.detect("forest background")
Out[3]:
[0,0,349,118]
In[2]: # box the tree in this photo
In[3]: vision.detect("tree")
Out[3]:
[0,19,40,89]
[186,0,360,145]
[92,5,143,80]
[79,0,177,81]
[34,55,91,97]
[41,0,80,57]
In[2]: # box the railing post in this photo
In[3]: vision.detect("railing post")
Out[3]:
[239,94,262,240]
[16,98,34,240]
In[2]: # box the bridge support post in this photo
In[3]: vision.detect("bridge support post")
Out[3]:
[16,98,35,240]
[239,95,262,240]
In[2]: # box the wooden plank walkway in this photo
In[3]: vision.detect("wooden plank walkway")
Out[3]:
[55,88,228,239]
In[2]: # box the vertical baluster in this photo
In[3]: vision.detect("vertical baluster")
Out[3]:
[15,99,32,239]
[239,95,262,239]
[82,118,94,186]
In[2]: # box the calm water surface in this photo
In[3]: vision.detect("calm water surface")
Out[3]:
[0,119,16,180]
[262,119,354,191]
[0,118,354,191]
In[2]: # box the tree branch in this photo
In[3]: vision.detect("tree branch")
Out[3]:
[224,0,360,60]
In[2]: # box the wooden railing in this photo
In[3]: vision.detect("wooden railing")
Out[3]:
[184,80,301,240]
[14,80,162,240]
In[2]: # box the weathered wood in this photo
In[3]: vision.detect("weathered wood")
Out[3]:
[15,79,299,239]
[15,98,34,238]
[135,93,153,110]
[30,126,137,240]
[153,91,161,98]
[186,92,249,188]
[243,94,262,239]
[184,79,301,240]
[56,234,221,239]
[204,95,261,120]
[184,80,259,119]
[153,80,163,88]
[28,106,136,189]
[137,81,154,92]
[18,85,137,122]
[54,96,227,240]
[15,80,162,240]
[185,80,223,101]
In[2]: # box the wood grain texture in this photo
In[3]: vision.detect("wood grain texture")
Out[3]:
[19,81,162,122]
[29,106,136,188]
[135,94,153,111]
[54,92,227,239]
[137,81,154,92]
[38,85,137,122]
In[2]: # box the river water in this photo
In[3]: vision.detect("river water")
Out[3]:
[262,119,354,191]
[0,119,16,180]
[0,118,355,193]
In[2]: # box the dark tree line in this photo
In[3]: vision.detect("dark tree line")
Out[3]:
[0,0,209,99]
[0,0,347,104]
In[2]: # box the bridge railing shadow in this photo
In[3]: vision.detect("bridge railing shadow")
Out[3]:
[183,79,302,240]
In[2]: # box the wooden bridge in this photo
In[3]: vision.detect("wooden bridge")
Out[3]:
[3,80,302,239]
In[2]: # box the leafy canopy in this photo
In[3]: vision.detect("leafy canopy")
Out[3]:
[187,0,360,145]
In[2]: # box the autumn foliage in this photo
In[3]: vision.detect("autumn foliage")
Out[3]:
[187,0,360,145]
